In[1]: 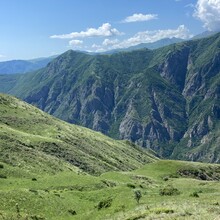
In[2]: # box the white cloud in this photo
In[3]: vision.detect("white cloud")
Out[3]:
[122,13,158,23]
[90,25,192,52]
[92,44,100,49]
[91,44,105,52]
[102,39,119,46]
[194,0,220,31]
[50,23,122,39]
[111,25,192,49]
[69,39,83,46]
[0,54,5,59]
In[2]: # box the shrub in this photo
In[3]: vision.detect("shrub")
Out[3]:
[101,179,117,187]
[127,183,136,188]
[163,176,169,181]
[0,164,4,169]
[68,209,77,215]
[134,190,142,204]
[0,174,7,179]
[97,197,113,210]
[190,192,199,197]
[30,215,45,220]
[159,185,180,196]
[29,189,38,195]
[154,208,174,214]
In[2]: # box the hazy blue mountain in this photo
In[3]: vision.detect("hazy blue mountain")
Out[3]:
[192,31,219,40]
[102,37,184,54]
[0,55,57,74]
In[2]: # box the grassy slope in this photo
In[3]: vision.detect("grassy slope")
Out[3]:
[0,94,220,220]
[0,74,21,93]
[0,160,220,219]
[0,93,156,176]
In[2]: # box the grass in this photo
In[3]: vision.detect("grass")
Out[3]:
[0,94,220,219]
[0,160,220,219]
[0,93,156,176]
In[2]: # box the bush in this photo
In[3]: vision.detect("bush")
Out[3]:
[29,189,38,195]
[190,192,199,197]
[127,183,136,188]
[0,174,7,179]
[97,197,113,210]
[159,185,180,196]
[163,176,169,181]
[101,179,117,187]
[68,209,77,215]
[0,164,4,169]
[154,208,174,214]
[30,215,45,220]
[134,190,142,204]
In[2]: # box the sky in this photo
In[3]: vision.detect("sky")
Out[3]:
[0,0,220,61]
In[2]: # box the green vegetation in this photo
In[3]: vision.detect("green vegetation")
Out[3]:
[1,33,220,162]
[0,93,156,176]
[134,189,142,204]
[1,33,220,219]
[0,159,220,219]
[0,74,21,93]
[0,93,219,219]
[159,185,180,196]
[0,94,218,219]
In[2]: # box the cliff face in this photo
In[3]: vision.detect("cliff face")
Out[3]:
[6,33,220,162]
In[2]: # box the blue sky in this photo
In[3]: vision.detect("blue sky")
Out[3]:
[0,0,220,61]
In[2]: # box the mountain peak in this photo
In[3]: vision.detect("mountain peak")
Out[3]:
[1,33,220,164]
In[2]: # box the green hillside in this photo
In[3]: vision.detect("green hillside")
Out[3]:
[1,159,220,219]
[0,94,220,219]
[0,93,156,176]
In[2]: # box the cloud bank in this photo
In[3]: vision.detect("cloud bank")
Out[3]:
[194,0,220,31]
[122,13,158,23]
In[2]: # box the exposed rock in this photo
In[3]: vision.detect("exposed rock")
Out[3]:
[4,32,220,163]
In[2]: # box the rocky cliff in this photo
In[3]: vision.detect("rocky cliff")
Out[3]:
[4,32,220,162]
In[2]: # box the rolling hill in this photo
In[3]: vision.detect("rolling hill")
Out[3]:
[0,93,156,176]
[0,94,220,220]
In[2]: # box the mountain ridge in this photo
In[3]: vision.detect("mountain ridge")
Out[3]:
[0,55,57,74]
[2,32,220,163]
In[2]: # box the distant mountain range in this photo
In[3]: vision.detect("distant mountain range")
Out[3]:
[1,32,220,164]
[0,56,57,74]
[103,37,184,54]
[192,30,219,40]
[0,38,185,75]
[0,31,217,75]
[101,37,184,54]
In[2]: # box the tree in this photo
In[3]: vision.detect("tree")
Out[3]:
[134,190,142,204]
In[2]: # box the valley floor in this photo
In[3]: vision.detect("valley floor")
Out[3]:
[0,160,220,220]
